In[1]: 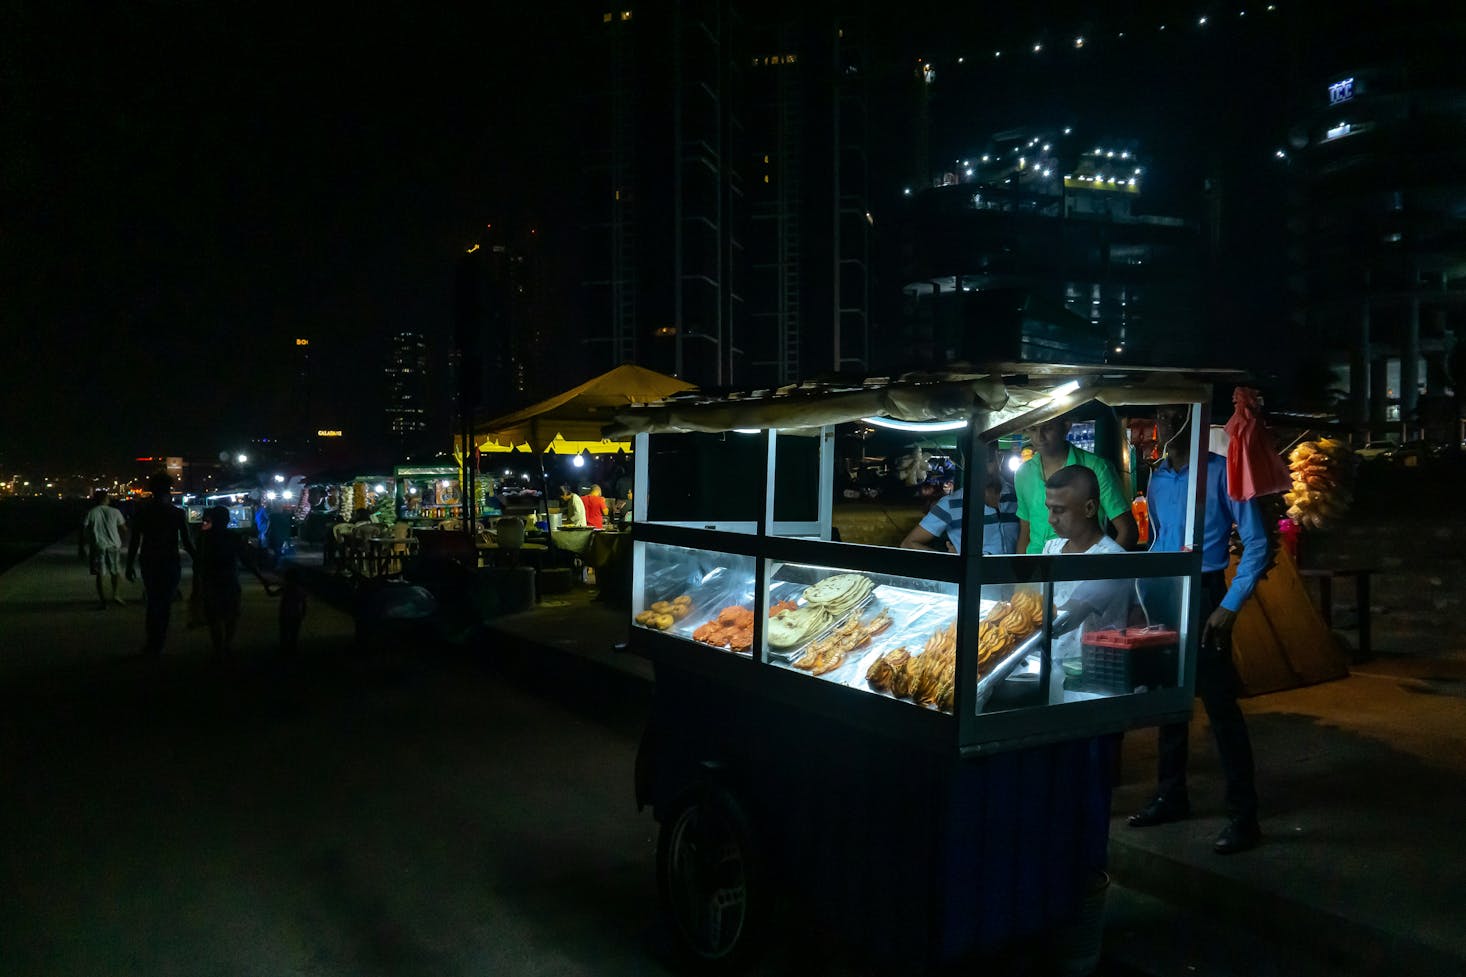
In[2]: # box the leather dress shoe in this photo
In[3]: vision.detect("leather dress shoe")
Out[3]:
[1127,794,1191,828]
[1213,818,1261,855]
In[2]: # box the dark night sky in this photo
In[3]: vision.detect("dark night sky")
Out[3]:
[0,1,1419,471]
[2,2,572,469]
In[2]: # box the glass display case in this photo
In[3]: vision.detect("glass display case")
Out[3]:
[627,383,1211,756]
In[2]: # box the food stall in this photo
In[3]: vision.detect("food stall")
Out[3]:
[184,490,257,542]
[610,369,1214,970]
[394,465,466,525]
[466,365,696,595]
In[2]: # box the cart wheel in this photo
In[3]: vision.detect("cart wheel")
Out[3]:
[657,784,767,971]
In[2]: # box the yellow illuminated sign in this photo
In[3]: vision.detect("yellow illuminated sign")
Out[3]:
[295,338,310,346]
[317,430,344,437]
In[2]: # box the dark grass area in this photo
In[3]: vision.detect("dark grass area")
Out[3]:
[0,498,89,575]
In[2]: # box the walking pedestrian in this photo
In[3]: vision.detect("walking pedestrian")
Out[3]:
[79,490,127,609]
[278,567,307,655]
[1127,404,1269,855]
[125,472,197,657]
[194,504,276,657]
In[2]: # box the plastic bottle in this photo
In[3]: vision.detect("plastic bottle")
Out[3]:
[1131,492,1150,545]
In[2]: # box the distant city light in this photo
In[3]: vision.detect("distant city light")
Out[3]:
[903,187,912,195]
[1042,143,1051,152]
[1198,15,1208,25]
[957,56,964,63]
[1063,127,1072,134]
[274,474,285,483]
[236,454,248,464]
[1074,37,1084,48]
[965,167,974,176]
[1274,148,1287,158]
[1032,43,1042,53]
[981,154,990,162]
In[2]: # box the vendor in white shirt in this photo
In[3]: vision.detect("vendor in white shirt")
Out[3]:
[558,484,587,528]
[1041,465,1133,701]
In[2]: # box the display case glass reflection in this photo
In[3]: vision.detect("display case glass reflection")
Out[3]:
[975,574,1186,715]
[634,542,758,655]
[763,560,960,708]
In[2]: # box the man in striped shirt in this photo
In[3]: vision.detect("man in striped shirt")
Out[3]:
[901,452,1018,555]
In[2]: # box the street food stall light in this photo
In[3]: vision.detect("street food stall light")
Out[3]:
[282,490,293,500]
[860,416,968,433]
[374,484,386,494]
[1007,456,1022,473]
[572,455,586,468]
[267,491,278,500]
[236,454,248,464]
[274,474,285,483]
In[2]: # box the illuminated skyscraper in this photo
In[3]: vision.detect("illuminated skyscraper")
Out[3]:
[384,331,430,453]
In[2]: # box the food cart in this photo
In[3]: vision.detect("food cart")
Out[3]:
[394,465,466,525]
[184,490,258,542]
[611,369,1214,970]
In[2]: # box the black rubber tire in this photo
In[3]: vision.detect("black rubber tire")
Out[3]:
[656,784,768,972]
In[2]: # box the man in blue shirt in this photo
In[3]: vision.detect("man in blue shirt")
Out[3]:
[1127,405,1269,854]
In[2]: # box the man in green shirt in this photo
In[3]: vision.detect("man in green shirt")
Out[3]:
[1015,417,1138,553]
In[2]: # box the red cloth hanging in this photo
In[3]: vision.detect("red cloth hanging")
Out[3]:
[1223,386,1292,501]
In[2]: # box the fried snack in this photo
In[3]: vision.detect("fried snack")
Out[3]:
[654,613,674,630]
[673,594,692,607]
[891,656,916,698]
[635,611,655,626]
[670,603,692,620]
[768,599,798,617]
[798,608,892,675]
[1001,610,1032,636]
[1010,589,1044,627]
[651,601,672,614]
[866,657,896,692]
[694,605,755,650]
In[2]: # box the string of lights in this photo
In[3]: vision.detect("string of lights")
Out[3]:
[912,4,1282,73]
[905,4,1292,182]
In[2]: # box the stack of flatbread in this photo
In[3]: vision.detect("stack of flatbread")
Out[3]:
[768,573,876,650]
[802,573,874,618]
[767,605,831,649]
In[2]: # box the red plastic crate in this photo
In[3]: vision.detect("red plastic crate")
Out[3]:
[1080,628,1179,693]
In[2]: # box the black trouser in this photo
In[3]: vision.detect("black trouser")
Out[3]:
[1156,570,1258,822]
[141,560,182,654]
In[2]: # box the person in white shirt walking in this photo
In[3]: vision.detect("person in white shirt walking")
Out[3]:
[79,490,128,609]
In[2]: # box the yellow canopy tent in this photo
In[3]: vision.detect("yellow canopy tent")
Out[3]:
[463,364,696,456]
[454,365,695,536]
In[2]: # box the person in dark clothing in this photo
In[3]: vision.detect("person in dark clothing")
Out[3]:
[194,504,276,656]
[125,472,198,656]
[278,567,307,655]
